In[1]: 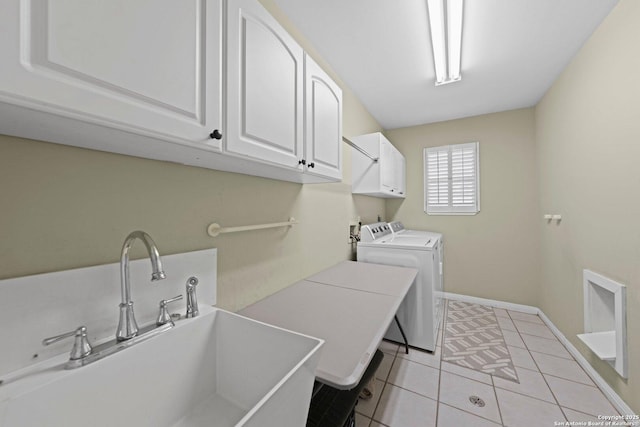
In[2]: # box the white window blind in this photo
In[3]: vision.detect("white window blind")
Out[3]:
[424,142,479,215]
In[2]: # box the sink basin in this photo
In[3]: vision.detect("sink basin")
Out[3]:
[0,307,323,427]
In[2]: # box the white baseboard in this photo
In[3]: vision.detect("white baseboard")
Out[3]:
[442,292,635,416]
[443,292,539,314]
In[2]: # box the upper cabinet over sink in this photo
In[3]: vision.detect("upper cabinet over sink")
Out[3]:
[304,53,343,181]
[0,0,223,151]
[226,0,342,182]
[0,0,342,184]
[226,0,304,169]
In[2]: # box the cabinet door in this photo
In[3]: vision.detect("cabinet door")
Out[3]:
[394,149,406,196]
[380,139,395,193]
[226,0,304,169]
[0,0,222,151]
[304,54,342,181]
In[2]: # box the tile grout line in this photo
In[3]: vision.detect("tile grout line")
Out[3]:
[507,362,597,388]
[373,344,398,426]
[492,307,520,385]
[493,374,578,406]
[490,371,506,426]
[507,309,568,423]
[359,342,397,426]
[491,307,509,426]
[491,306,508,425]
[434,300,447,427]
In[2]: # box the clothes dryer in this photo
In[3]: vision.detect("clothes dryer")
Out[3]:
[389,220,439,239]
[357,222,443,352]
[388,222,444,313]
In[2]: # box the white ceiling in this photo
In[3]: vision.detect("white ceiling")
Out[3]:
[273,0,619,130]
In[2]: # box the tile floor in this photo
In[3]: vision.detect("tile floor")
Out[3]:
[354,303,621,427]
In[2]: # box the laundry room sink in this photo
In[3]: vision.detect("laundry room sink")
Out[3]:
[0,307,323,427]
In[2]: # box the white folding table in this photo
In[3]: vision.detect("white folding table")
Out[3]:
[239,261,417,390]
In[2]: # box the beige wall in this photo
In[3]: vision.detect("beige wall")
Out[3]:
[536,0,639,412]
[0,0,385,312]
[1,0,636,413]
[385,108,540,306]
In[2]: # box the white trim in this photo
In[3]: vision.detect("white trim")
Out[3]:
[582,269,628,378]
[425,211,479,216]
[442,292,636,416]
[443,292,538,314]
[424,142,480,215]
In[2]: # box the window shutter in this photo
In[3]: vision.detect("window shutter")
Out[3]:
[424,142,479,215]
[425,147,450,213]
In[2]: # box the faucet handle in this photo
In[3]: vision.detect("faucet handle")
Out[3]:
[43,326,93,360]
[156,295,183,326]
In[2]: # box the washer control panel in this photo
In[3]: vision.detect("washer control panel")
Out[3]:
[388,221,405,234]
[360,222,392,242]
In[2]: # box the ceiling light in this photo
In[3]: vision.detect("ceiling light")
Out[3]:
[427,0,463,86]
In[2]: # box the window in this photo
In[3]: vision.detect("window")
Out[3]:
[424,142,479,215]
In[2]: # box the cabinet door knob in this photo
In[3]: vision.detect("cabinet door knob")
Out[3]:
[298,159,306,165]
[209,129,222,140]
[308,162,315,168]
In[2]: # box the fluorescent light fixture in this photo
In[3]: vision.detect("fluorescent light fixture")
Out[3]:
[427,0,463,86]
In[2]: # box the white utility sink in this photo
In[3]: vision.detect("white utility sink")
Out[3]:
[0,307,323,427]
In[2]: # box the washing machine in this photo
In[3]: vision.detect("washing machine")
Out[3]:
[357,222,443,352]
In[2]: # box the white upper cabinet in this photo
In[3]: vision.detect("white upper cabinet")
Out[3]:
[380,139,396,193]
[0,0,342,184]
[225,0,342,182]
[351,132,406,198]
[226,0,304,169]
[394,149,406,196]
[0,0,223,151]
[304,54,343,181]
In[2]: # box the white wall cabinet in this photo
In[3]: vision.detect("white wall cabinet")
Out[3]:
[226,0,304,169]
[303,54,343,181]
[0,0,223,152]
[225,0,342,182]
[394,149,407,196]
[0,0,342,184]
[351,132,406,198]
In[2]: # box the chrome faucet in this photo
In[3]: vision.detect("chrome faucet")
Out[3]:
[116,231,166,341]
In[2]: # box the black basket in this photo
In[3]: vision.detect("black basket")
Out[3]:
[306,350,384,427]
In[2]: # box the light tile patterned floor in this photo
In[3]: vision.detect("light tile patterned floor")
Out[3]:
[355,301,622,427]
